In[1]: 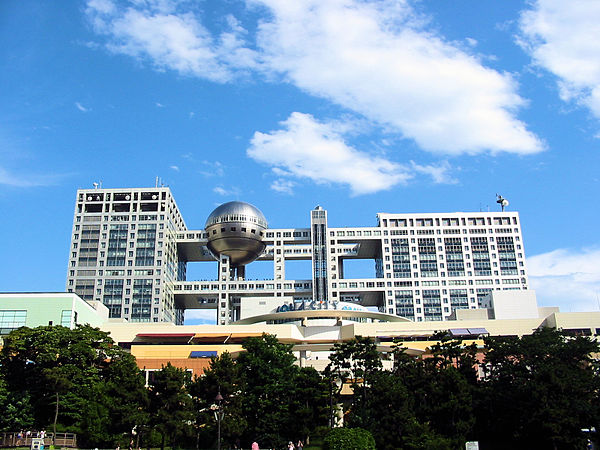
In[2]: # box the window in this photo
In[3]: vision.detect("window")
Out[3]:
[61,310,73,327]
[0,310,27,335]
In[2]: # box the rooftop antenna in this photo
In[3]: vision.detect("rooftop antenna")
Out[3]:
[496,194,509,212]
[92,182,99,189]
[155,176,159,188]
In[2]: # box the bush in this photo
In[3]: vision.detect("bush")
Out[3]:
[323,427,376,450]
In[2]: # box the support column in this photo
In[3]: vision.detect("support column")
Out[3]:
[218,255,231,325]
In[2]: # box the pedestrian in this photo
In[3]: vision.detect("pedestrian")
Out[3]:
[297,440,303,450]
[251,442,259,450]
[288,441,295,449]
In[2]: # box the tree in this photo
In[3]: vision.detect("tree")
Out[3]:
[236,334,301,447]
[190,335,328,449]
[327,336,382,411]
[0,369,35,431]
[0,325,148,447]
[288,366,329,444]
[148,363,194,450]
[476,328,600,449]
[89,351,149,447]
[235,333,329,448]
[188,352,246,449]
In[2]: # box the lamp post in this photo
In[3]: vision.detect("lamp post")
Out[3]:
[329,374,342,428]
[214,389,223,450]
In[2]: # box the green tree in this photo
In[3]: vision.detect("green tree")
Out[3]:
[236,333,328,448]
[288,366,329,444]
[188,352,246,449]
[327,336,382,410]
[148,363,194,450]
[476,328,600,449]
[236,334,299,447]
[85,351,149,447]
[0,325,147,447]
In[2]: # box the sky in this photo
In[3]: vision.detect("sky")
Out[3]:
[2,0,600,324]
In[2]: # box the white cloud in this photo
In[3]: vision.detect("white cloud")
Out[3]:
[75,102,90,112]
[527,247,600,312]
[213,185,240,196]
[518,0,600,118]
[155,102,165,107]
[248,112,454,195]
[200,160,225,177]
[85,0,256,82]
[169,165,179,171]
[254,0,542,154]
[411,160,457,184]
[0,166,64,187]
[270,178,295,194]
[85,0,542,155]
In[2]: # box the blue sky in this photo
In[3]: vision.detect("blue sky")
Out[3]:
[2,0,600,321]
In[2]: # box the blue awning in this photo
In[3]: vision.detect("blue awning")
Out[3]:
[467,328,488,335]
[449,328,470,336]
[449,328,488,337]
[189,351,217,358]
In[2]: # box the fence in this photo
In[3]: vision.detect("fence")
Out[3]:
[0,432,77,448]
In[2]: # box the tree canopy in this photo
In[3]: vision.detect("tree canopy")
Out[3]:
[1,327,597,449]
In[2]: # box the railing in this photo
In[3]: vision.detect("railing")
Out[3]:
[0,432,77,448]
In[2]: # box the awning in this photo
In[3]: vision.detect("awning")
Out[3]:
[449,328,488,337]
[189,351,218,358]
[136,333,196,338]
[467,328,488,335]
[449,328,470,336]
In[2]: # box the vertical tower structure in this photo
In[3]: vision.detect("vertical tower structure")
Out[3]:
[66,187,187,324]
[311,206,330,309]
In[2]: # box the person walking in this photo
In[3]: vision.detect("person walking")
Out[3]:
[251,442,259,450]
[297,440,303,450]
[288,442,295,449]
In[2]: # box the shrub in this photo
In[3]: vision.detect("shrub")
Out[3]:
[323,427,376,450]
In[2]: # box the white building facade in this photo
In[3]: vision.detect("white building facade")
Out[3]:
[66,187,187,324]
[68,187,529,325]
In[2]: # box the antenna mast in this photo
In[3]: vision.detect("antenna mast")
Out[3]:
[496,194,509,212]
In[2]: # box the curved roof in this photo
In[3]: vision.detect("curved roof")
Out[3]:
[205,201,268,229]
[233,309,412,325]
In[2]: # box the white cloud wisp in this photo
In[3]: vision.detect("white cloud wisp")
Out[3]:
[85,0,256,82]
[527,247,600,312]
[519,0,600,119]
[254,0,542,155]
[85,0,543,156]
[248,112,453,195]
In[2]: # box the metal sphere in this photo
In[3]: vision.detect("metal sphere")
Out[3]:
[205,201,268,266]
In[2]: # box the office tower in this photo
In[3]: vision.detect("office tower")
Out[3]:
[66,187,187,324]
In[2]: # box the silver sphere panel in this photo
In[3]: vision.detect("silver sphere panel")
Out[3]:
[206,232,266,266]
[205,201,268,266]
[205,201,267,229]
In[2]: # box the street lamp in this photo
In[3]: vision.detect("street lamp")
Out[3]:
[329,375,342,428]
[214,389,224,450]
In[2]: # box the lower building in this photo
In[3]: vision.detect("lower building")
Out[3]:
[0,292,108,337]
[2,291,599,378]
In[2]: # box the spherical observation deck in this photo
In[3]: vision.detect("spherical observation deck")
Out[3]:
[205,201,268,266]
